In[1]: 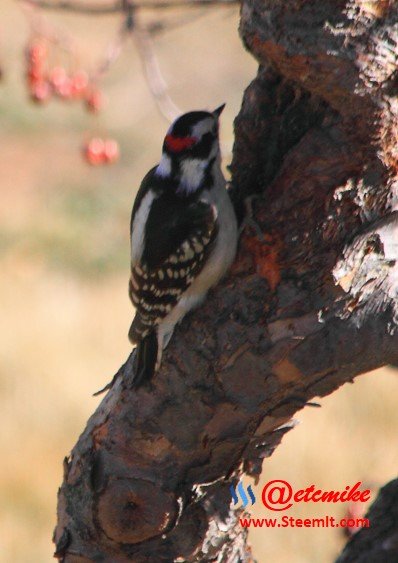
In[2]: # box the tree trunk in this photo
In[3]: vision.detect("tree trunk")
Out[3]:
[54,1,398,561]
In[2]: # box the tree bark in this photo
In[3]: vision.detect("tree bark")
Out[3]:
[54,1,398,561]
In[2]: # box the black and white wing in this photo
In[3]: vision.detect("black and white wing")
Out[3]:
[128,177,218,344]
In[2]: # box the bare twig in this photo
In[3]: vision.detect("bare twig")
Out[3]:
[20,0,184,121]
[147,8,209,35]
[21,2,77,52]
[20,0,239,15]
[90,25,127,82]
[131,23,181,121]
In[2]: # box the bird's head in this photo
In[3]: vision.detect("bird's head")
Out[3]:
[156,105,225,194]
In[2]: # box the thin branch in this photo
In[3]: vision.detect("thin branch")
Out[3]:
[147,8,210,35]
[131,23,181,121]
[20,0,239,15]
[90,25,127,82]
[21,2,77,52]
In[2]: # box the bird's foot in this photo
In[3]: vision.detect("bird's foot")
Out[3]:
[239,194,267,242]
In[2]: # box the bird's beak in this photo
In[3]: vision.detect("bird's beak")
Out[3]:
[213,103,226,118]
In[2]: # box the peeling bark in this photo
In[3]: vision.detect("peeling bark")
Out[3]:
[54,1,398,561]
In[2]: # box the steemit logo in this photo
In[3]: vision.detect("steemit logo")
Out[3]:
[230,481,256,508]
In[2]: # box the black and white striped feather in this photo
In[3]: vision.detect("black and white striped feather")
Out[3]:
[128,168,218,345]
[127,107,237,387]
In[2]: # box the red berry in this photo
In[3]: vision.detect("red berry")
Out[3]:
[84,138,106,166]
[28,41,47,64]
[85,89,104,113]
[50,66,75,99]
[56,77,73,100]
[25,40,47,94]
[70,70,89,98]
[103,139,120,164]
[49,66,67,89]
[30,80,51,104]
[27,66,43,84]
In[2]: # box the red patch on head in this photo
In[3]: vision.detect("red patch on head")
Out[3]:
[165,134,197,153]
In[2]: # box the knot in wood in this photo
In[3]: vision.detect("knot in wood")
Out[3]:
[96,478,177,544]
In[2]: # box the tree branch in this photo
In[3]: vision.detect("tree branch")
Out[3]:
[20,0,239,15]
[131,25,181,121]
[54,0,398,560]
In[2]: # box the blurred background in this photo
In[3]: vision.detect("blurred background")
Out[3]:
[1,2,397,562]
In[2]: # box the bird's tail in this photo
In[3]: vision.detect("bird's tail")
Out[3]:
[132,331,158,388]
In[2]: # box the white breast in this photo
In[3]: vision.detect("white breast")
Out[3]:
[159,164,238,333]
[179,158,206,194]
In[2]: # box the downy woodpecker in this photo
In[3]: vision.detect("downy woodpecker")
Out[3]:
[128,105,238,386]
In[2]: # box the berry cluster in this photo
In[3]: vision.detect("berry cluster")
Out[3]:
[25,37,120,165]
[26,38,104,112]
[26,39,50,103]
[83,138,120,166]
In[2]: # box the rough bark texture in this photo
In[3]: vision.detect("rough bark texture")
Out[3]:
[54,1,398,561]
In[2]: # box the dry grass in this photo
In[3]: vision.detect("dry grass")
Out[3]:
[249,366,398,563]
[1,3,397,562]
